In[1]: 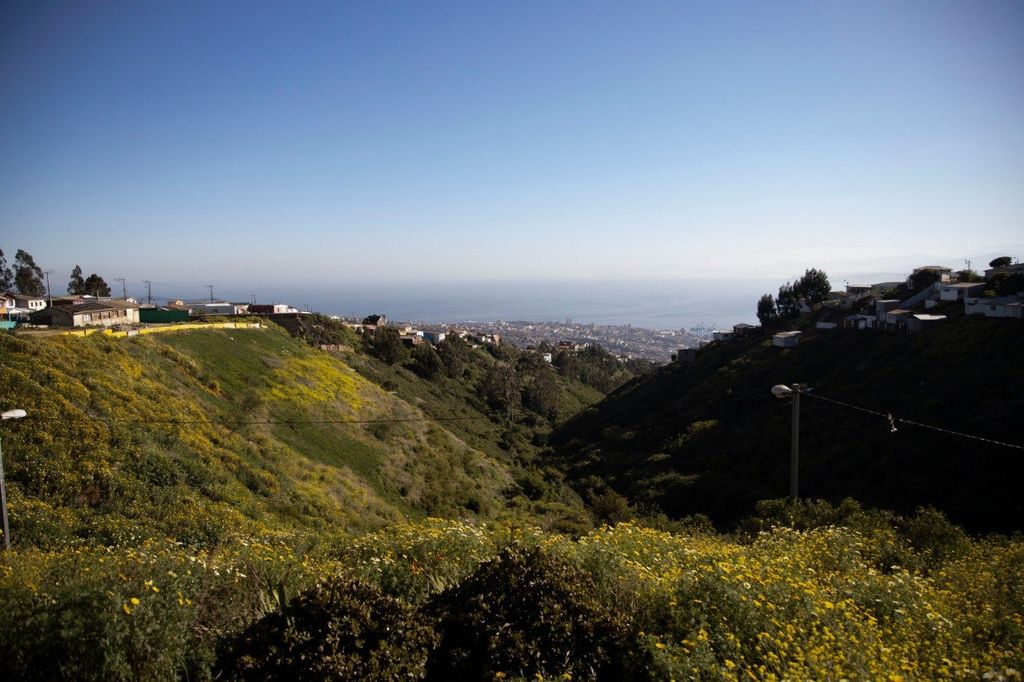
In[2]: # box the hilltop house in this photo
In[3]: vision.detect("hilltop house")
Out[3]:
[186,302,238,316]
[939,282,986,301]
[139,306,189,323]
[362,314,387,327]
[908,266,953,285]
[31,299,139,327]
[249,303,294,315]
[965,295,1024,319]
[732,322,760,336]
[422,331,446,344]
[844,314,876,330]
[875,299,900,324]
[984,262,1024,280]
[884,308,913,329]
[870,282,902,297]
[905,314,947,334]
[9,293,47,312]
[2,292,34,321]
[674,347,699,362]
[772,331,801,348]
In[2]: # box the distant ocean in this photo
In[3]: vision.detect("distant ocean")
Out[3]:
[209,279,768,332]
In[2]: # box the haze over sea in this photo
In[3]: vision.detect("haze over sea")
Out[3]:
[162,278,777,331]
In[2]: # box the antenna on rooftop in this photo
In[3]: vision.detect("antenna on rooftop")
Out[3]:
[143,280,152,305]
[206,285,214,302]
[115,277,127,300]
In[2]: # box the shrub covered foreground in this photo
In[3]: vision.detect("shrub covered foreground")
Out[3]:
[0,511,1021,680]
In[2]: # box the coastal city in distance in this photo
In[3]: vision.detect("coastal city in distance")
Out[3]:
[415,319,707,362]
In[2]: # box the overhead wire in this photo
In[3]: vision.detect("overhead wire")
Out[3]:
[802,391,1024,452]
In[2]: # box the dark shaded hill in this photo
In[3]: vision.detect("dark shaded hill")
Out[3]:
[550,317,1024,532]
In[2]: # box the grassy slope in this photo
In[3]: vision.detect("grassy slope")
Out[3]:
[340,345,603,531]
[551,316,1024,532]
[0,327,515,548]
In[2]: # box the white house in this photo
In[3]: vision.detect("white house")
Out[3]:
[885,308,913,328]
[13,293,47,311]
[772,331,802,348]
[187,302,236,316]
[908,266,953,285]
[844,314,875,330]
[905,314,947,334]
[965,296,1024,319]
[1,292,32,320]
[875,299,900,324]
[939,282,986,301]
[31,299,140,327]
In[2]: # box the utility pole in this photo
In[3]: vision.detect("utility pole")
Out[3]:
[206,285,214,302]
[115,277,127,300]
[1,409,28,551]
[143,280,152,305]
[44,270,53,306]
[790,383,801,501]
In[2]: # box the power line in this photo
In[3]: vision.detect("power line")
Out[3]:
[803,391,1024,452]
[24,413,492,426]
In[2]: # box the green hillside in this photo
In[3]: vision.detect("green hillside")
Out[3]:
[0,326,523,548]
[551,317,1024,532]
[2,324,1022,680]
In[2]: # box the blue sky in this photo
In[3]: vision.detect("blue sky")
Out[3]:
[1,1,1022,284]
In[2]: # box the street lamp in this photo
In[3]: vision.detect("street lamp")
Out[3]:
[771,384,802,501]
[0,408,27,551]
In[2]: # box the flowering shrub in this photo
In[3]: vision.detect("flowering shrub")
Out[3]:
[425,544,646,680]
[218,577,436,680]
[0,520,1021,680]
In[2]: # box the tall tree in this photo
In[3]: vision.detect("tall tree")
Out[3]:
[775,282,798,318]
[480,363,520,423]
[13,249,45,296]
[0,249,12,291]
[438,335,470,378]
[989,256,1012,268]
[371,327,408,365]
[410,343,444,379]
[522,368,559,420]
[68,265,85,294]
[82,273,111,297]
[756,294,777,325]
[793,268,831,305]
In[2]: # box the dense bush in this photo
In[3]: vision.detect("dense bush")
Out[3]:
[425,544,646,681]
[218,577,436,681]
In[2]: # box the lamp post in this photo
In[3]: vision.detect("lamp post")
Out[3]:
[0,408,27,551]
[771,384,802,501]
